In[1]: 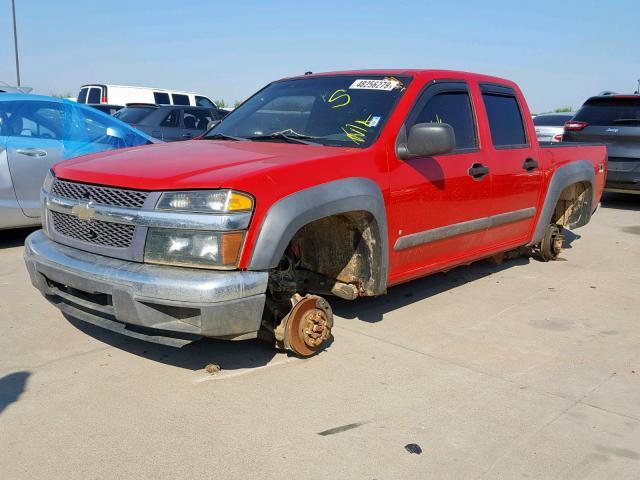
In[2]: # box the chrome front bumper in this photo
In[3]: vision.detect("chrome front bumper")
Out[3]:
[24,230,268,341]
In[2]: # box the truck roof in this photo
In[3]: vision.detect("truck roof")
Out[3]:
[282,69,518,89]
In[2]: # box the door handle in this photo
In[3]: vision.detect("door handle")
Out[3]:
[16,148,47,157]
[523,158,539,171]
[468,163,490,180]
[182,133,193,138]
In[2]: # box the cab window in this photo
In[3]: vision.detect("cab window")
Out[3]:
[411,91,477,150]
[482,91,527,147]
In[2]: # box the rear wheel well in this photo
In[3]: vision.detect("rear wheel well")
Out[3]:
[551,181,592,229]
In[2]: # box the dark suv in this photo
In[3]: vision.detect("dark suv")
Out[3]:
[114,105,227,142]
[563,94,640,193]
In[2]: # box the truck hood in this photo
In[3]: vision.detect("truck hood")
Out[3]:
[53,140,355,191]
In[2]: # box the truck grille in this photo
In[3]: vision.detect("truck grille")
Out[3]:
[51,179,149,209]
[51,211,135,248]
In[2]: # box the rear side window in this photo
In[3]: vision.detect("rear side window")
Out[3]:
[172,94,189,106]
[154,92,170,105]
[412,91,477,150]
[115,107,155,124]
[482,93,527,147]
[573,98,640,126]
[184,109,213,130]
[160,110,180,127]
[87,87,101,104]
[533,114,573,126]
[77,88,89,104]
[195,96,215,108]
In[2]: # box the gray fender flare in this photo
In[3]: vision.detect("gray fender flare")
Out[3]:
[248,177,388,294]
[528,160,596,246]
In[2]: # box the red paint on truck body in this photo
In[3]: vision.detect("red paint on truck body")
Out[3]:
[53,70,606,285]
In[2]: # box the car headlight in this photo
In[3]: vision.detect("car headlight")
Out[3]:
[43,170,55,193]
[144,229,245,269]
[156,190,253,213]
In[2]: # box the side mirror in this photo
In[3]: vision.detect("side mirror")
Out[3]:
[397,123,456,159]
[207,120,221,130]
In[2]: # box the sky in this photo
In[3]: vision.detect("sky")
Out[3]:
[1,0,638,113]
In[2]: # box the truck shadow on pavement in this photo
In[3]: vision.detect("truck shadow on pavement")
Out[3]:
[0,227,38,250]
[64,314,279,371]
[0,371,30,415]
[601,192,640,211]
[332,256,531,323]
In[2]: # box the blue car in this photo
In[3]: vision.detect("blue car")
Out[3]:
[0,94,156,229]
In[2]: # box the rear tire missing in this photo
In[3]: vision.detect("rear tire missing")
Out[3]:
[539,224,563,262]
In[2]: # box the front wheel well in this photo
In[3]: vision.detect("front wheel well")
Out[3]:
[270,211,384,300]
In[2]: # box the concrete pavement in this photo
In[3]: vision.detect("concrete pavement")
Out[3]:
[1,193,639,479]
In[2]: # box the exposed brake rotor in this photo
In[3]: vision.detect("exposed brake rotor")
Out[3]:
[275,293,333,357]
[539,223,564,261]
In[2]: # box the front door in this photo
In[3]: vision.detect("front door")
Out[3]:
[388,81,493,284]
[4,100,65,217]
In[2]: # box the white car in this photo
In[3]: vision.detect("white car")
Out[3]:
[533,112,575,143]
[76,84,216,108]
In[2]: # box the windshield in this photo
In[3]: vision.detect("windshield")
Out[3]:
[573,98,640,126]
[204,75,411,147]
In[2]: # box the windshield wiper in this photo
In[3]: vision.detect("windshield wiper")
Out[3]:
[247,132,321,145]
[203,133,249,141]
[612,118,640,125]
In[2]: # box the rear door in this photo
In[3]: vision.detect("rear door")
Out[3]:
[388,81,493,279]
[478,83,541,245]
[4,100,65,217]
[157,108,183,141]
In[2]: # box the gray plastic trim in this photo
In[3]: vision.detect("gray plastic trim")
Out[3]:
[394,207,536,251]
[528,160,596,246]
[248,177,388,294]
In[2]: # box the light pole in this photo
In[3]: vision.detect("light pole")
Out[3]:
[12,0,21,86]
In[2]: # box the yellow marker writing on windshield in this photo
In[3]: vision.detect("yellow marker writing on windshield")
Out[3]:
[342,115,373,144]
[328,89,350,108]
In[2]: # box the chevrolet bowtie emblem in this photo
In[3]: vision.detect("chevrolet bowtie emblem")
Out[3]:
[71,201,96,221]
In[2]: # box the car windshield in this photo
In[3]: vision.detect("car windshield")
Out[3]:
[61,102,153,158]
[114,107,156,124]
[204,75,411,148]
[573,98,640,126]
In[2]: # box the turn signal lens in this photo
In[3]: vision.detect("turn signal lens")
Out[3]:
[227,192,253,211]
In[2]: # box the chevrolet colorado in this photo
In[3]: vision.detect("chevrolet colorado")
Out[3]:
[24,70,607,356]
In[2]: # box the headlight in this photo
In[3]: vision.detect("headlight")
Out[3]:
[43,170,55,192]
[144,229,244,269]
[157,190,253,213]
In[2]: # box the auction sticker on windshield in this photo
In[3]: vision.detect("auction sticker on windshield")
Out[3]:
[349,78,402,91]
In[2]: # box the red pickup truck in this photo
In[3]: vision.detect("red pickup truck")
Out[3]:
[24,70,606,356]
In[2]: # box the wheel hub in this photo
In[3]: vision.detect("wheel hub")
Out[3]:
[275,294,333,357]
